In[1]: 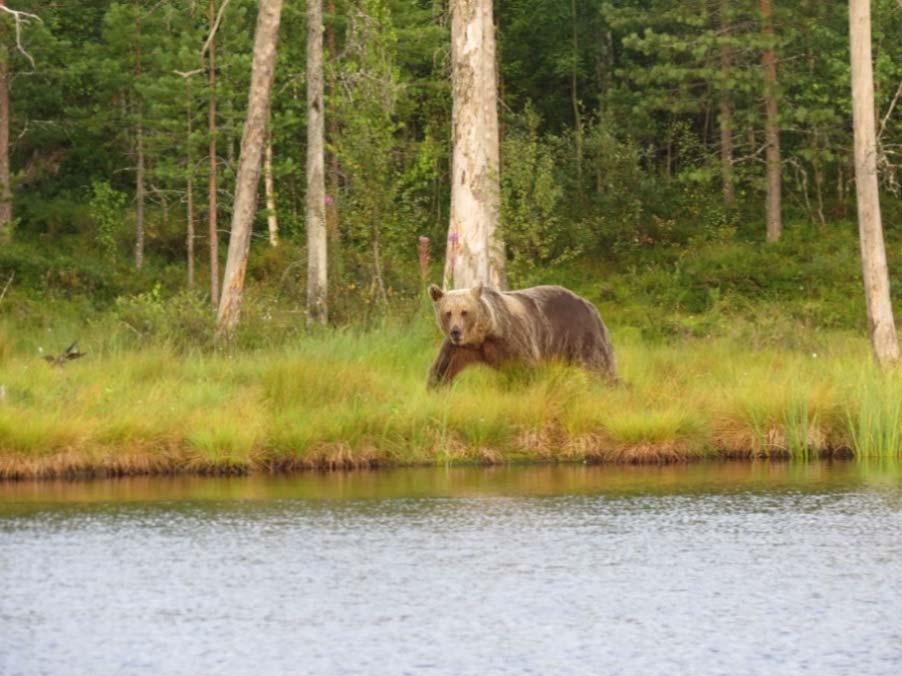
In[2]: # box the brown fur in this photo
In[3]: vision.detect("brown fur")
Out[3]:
[427,283,617,388]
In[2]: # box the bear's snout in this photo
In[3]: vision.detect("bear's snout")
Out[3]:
[449,327,462,343]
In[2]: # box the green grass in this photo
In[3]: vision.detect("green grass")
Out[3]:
[2,224,901,477]
[846,371,902,461]
[1,319,900,478]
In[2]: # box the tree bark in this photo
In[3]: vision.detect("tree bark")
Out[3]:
[264,124,278,246]
[718,0,735,207]
[0,28,12,242]
[445,0,506,290]
[849,0,899,365]
[760,0,782,242]
[208,0,220,306]
[186,76,195,289]
[306,0,328,324]
[215,0,284,338]
[325,0,340,241]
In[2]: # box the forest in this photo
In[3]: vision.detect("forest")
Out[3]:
[0,0,901,476]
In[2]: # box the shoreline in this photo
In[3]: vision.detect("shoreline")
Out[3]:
[0,444,858,482]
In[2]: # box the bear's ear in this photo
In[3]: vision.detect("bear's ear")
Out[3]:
[470,282,483,300]
[428,284,444,303]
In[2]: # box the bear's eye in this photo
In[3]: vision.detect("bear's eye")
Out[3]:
[461,310,468,317]
[445,311,451,318]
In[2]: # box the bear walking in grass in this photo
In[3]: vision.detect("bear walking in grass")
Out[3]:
[427,283,618,388]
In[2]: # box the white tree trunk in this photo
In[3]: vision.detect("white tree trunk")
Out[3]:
[306,0,328,324]
[849,0,899,365]
[264,127,278,247]
[444,0,506,291]
[215,0,283,338]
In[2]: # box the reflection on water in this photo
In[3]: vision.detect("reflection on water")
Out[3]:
[2,462,902,675]
[3,460,901,506]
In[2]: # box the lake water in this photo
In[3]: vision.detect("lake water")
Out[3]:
[2,462,902,675]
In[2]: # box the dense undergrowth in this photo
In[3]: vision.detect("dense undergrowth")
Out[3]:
[1,223,901,478]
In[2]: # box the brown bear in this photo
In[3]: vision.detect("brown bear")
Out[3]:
[427,282,617,388]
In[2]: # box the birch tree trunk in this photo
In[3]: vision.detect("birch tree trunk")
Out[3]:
[0,32,12,242]
[207,0,220,306]
[760,0,782,242]
[264,126,278,246]
[849,0,899,365]
[444,0,506,291]
[306,0,328,324]
[718,0,735,207]
[215,0,283,338]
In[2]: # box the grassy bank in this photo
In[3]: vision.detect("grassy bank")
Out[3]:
[2,224,901,479]
[2,320,901,479]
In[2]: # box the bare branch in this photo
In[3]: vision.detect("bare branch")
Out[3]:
[0,5,42,70]
[174,68,205,79]
[877,80,902,142]
[0,271,14,306]
[201,0,231,58]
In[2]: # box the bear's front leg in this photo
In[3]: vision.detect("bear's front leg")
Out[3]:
[427,339,456,388]
[427,340,483,389]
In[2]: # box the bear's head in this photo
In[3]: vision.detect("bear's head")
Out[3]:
[428,283,491,347]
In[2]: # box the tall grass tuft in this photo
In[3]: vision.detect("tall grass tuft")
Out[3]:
[847,372,902,461]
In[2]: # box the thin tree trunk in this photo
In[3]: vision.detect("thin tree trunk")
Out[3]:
[264,124,278,246]
[665,128,672,179]
[718,0,735,207]
[849,0,899,365]
[445,0,506,290]
[306,0,328,324]
[838,161,848,218]
[570,0,583,196]
[812,128,826,227]
[216,0,284,338]
[135,119,145,269]
[134,8,145,269]
[760,0,782,242]
[0,31,12,241]
[155,184,169,228]
[208,0,220,306]
[186,76,195,289]
[372,226,388,306]
[325,0,340,241]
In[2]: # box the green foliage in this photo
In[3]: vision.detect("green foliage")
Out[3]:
[89,180,128,259]
[501,105,575,280]
[0,0,900,368]
[114,284,215,350]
